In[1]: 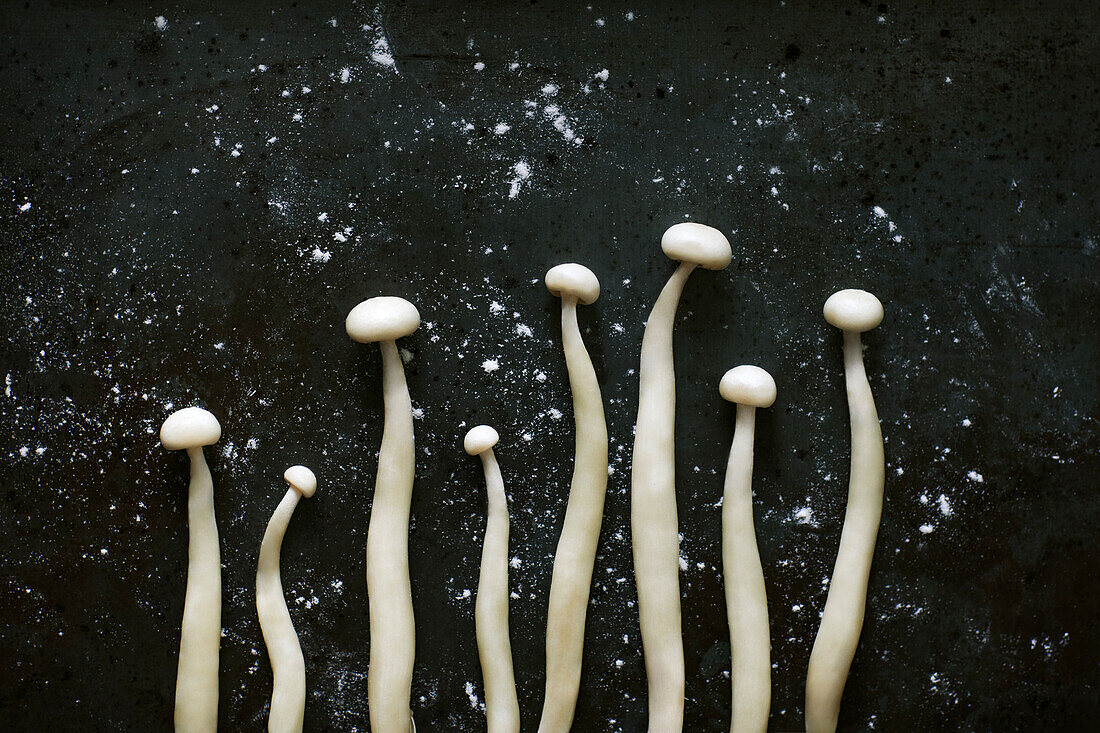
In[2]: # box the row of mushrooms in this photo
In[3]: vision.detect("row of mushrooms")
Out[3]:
[160,222,885,733]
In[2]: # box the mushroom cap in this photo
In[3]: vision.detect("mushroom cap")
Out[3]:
[545,263,600,305]
[464,425,499,455]
[346,296,421,343]
[661,222,732,270]
[719,365,777,408]
[160,407,222,451]
[284,465,317,498]
[823,289,883,332]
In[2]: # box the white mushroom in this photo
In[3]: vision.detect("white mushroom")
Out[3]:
[806,289,886,733]
[539,264,609,732]
[465,426,520,733]
[256,466,318,733]
[346,296,421,733]
[160,406,223,733]
[719,366,776,733]
[631,222,731,729]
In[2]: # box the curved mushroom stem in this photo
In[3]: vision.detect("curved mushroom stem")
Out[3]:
[368,339,416,732]
[631,260,696,730]
[257,487,307,733]
[805,329,884,733]
[176,447,221,733]
[538,296,609,732]
[474,447,520,733]
[723,405,770,733]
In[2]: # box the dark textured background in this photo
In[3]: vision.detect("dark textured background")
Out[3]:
[1,1,1097,731]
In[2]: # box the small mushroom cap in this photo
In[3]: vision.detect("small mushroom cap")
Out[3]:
[160,407,221,451]
[545,263,600,305]
[823,289,883,332]
[720,366,777,408]
[284,465,317,498]
[661,222,732,270]
[346,296,421,343]
[464,425,499,455]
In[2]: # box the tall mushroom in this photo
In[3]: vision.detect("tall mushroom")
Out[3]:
[256,465,318,733]
[631,222,731,729]
[539,263,609,732]
[719,366,776,733]
[465,425,520,733]
[346,296,421,733]
[160,406,223,733]
[805,289,885,733]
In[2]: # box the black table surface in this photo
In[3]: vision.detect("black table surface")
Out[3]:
[1,1,1097,731]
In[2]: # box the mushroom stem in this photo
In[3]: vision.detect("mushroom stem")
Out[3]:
[631,259,697,730]
[538,295,608,732]
[176,447,221,733]
[474,447,520,733]
[805,328,884,733]
[257,486,306,733]
[723,405,770,733]
[367,338,417,732]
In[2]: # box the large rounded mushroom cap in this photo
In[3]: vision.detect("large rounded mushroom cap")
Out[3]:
[823,289,883,332]
[464,425,499,456]
[284,465,317,498]
[346,296,421,343]
[160,407,222,450]
[720,365,777,408]
[545,263,600,305]
[661,222,732,270]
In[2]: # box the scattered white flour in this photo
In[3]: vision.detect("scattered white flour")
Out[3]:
[547,407,562,420]
[962,418,972,427]
[594,68,609,82]
[488,301,505,314]
[481,359,499,372]
[515,324,533,337]
[154,16,168,31]
[473,61,485,71]
[967,470,984,483]
[364,19,397,71]
[507,160,531,199]
[339,67,351,84]
[311,247,332,263]
[937,494,953,516]
[540,83,559,96]
[919,524,935,534]
[19,202,31,212]
[493,122,511,135]
[464,680,481,709]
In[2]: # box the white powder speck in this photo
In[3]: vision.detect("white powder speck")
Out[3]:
[509,557,522,568]
[873,205,888,218]
[464,680,480,708]
[19,202,31,212]
[547,408,562,420]
[794,507,816,526]
[190,168,199,174]
[540,83,559,96]
[301,86,311,94]
[482,359,499,373]
[329,17,337,27]
[333,232,347,242]
[339,67,351,83]
[311,247,332,263]
[679,555,688,571]
[474,61,485,71]
[919,524,935,534]
[595,68,609,82]
[967,470,984,482]
[493,122,511,135]
[625,11,635,20]
[595,18,606,27]
[515,324,533,337]
[154,16,167,30]
[508,160,531,199]
[534,371,547,382]
[937,494,953,516]
[368,26,397,71]
[317,212,328,222]
[489,301,505,314]
[962,418,972,427]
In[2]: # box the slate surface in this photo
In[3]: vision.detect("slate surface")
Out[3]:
[1,1,1097,730]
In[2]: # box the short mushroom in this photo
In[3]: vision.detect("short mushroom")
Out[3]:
[806,289,886,733]
[346,296,421,732]
[718,366,776,733]
[539,264,609,733]
[631,222,732,730]
[465,426,520,733]
[256,466,318,733]
[160,406,223,733]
